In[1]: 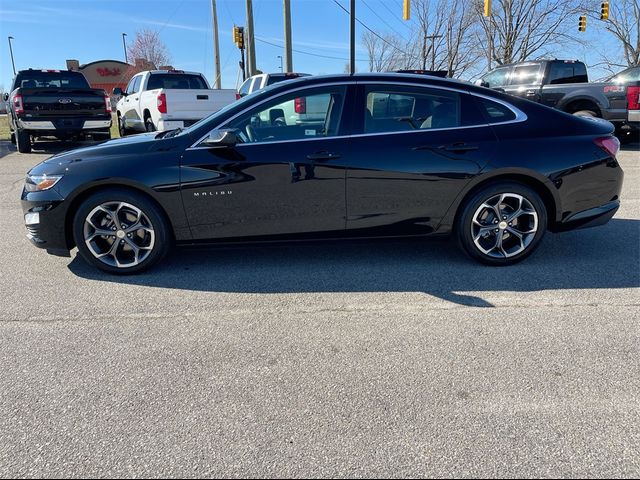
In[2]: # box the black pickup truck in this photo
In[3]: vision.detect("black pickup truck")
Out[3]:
[4,69,112,153]
[478,60,637,141]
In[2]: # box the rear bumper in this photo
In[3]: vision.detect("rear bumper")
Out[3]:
[554,200,620,232]
[157,118,199,131]
[17,117,111,135]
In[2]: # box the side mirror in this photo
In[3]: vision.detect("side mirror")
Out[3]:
[113,87,124,96]
[2,93,8,102]
[202,128,241,148]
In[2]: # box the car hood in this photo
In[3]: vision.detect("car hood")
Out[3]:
[43,132,161,165]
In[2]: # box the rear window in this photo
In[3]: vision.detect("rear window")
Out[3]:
[265,74,306,86]
[609,66,640,84]
[146,74,208,90]
[548,62,588,84]
[477,97,517,123]
[14,71,90,90]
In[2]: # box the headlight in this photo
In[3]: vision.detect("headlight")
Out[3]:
[24,174,63,192]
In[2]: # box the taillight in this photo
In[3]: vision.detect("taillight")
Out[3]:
[104,94,112,113]
[235,93,241,100]
[13,94,24,115]
[594,136,620,158]
[157,92,167,114]
[294,97,306,114]
[627,86,640,110]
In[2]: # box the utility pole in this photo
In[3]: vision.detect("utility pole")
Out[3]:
[7,36,16,75]
[349,0,355,74]
[211,0,222,88]
[245,0,257,77]
[121,33,128,64]
[283,0,293,72]
[421,34,442,71]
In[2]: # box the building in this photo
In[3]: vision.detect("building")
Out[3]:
[65,58,156,95]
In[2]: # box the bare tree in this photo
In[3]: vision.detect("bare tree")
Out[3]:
[362,31,407,72]
[127,29,172,69]
[474,0,585,69]
[590,0,640,67]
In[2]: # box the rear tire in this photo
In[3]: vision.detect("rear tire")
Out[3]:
[456,182,547,266]
[16,128,31,153]
[145,116,156,132]
[572,110,597,118]
[10,132,16,145]
[72,189,171,274]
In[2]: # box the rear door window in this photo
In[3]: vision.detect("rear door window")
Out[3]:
[363,85,485,134]
[548,62,588,84]
[476,97,517,123]
[508,64,543,85]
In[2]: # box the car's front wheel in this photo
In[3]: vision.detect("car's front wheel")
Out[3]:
[72,189,171,274]
[456,182,547,266]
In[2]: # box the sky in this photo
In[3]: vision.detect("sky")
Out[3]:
[0,0,624,92]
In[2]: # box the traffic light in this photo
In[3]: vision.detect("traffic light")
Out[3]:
[600,2,609,20]
[403,0,410,20]
[578,15,587,32]
[483,0,491,17]
[233,26,245,49]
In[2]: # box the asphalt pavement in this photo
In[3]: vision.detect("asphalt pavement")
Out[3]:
[0,139,639,478]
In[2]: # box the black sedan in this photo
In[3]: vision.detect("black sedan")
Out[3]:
[21,73,623,273]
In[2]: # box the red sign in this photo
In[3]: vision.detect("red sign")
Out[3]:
[96,67,122,77]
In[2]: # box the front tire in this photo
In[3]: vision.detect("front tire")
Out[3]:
[456,182,547,266]
[16,128,31,153]
[72,189,171,274]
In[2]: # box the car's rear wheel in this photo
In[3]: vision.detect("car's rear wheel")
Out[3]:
[16,128,31,153]
[145,116,156,132]
[456,182,547,266]
[72,189,171,274]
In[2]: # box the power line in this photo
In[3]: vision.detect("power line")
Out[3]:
[378,0,413,30]
[331,0,410,58]
[361,0,410,41]
[255,36,368,62]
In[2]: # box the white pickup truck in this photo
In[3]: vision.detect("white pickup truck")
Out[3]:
[114,70,236,134]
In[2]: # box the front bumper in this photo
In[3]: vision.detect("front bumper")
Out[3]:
[554,200,620,232]
[21,188,71,257]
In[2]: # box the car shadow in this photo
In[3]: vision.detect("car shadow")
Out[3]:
[68,218,640,307]
[621,140,639,152]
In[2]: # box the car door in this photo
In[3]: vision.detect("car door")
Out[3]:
[345,82,498,236]
[123,74,144,131]
[180,84,353,240]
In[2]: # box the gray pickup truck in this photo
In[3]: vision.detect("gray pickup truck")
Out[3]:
[478,59,634,140]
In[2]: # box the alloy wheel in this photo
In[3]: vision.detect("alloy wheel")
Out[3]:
[83,201,155,268]
[471,193,538,259]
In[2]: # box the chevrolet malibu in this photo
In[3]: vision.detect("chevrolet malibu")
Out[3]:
[21,73,623,274]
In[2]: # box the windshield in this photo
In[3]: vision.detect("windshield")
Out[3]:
[14,71,90,90]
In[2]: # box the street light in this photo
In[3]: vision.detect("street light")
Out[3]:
[277,55,283,72]
[8,36,16,75]
[122,33,128,64]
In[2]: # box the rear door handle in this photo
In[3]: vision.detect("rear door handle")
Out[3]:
[307,151,341,161]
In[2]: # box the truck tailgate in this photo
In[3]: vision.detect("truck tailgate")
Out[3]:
[160,89,236,118]
[21,88,107,117]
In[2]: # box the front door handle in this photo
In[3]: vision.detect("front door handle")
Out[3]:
[439,143,479,153]
[307,151,341,161]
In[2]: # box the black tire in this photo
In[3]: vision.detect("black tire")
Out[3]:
[10,132,16,145]
[456,182,547,266]
[117,115,127,137]
[16,128,31,153]
[72,188,172,274]
[572,110,598,118]
[145,116,156,132]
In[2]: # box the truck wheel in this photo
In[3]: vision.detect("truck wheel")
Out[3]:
[145,116,156,132]
[118,115,127,137]
[16,128,31,153]
[10,132,16,145]
[572,110,597,118]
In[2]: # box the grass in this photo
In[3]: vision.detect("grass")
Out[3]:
[0,115,10,141]
[0,113,120,141]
